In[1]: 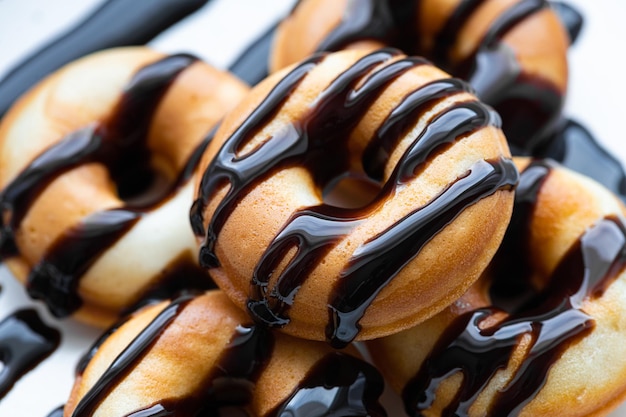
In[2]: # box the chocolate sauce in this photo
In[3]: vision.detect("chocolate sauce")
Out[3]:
[309,0,564,154]
[402,160,626,416]
[0,54,211,318]
[0,309,61,399]
[192,48,517,347]
[0,0,212,119]
[73,293,386,416]
[540,119,626,203]
[269,352,387,417]
[71,293,195,416]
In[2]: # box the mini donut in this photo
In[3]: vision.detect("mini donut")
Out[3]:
[367,157,626,417]
[0,47,249,326]
[63,290,387,417]
[191,48,518,347]
[270,0,571,153]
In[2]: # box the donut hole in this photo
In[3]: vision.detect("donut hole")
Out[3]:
[322,173,381,209]
[113,154,176,207]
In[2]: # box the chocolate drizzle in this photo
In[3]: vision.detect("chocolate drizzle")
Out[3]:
[71,293,196,417]
[314,0,563,154]
[0,309,61,399]
[72,293,386,417]
[270,352,387,417]
[402,160,626,416]
[191,48,517,347]
[0,53,211,318]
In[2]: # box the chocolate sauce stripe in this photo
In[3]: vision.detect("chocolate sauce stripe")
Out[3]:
[363,77,474,180]
[481,0,548,49]
[327,157,518,348]
[27,209,142,318]
[70,294,195,417]
[0,54,211,319]
[192,54,326,260]
[404,161,626,416]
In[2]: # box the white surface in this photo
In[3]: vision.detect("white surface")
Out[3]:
[0,1,625,416]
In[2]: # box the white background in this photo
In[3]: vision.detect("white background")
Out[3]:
[0,1,625,416]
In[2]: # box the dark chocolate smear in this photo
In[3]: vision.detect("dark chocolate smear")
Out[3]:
[0,309,60,399]
[269,352,387,417]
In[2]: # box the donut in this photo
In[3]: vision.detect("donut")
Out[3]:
[190,48,518,347]
[0,47,249,326]
[366,157,626,416]
[269,0,571,154]
[63,290,387,417]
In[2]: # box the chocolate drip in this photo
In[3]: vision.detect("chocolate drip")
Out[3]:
[0,309,61,399]
[27,209,140,318]
[74,293,385,416]
[193,48,515,346]
[269,352,387,417]
[124,322,274,417]
[362,77,474,180]
[311,0,568,153]
[540,119,626,203]
[403,161,626,416]
[0,54,207,318]
[328,158,518,348]
[0,0,212,119]
[71,293,195,417]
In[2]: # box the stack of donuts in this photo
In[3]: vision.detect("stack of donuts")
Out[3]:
[0,1,625,416]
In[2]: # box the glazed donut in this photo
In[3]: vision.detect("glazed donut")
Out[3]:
[367,157,626,417]
[270,0,571,153]
[0,47,249,326]
[191,48,518,347]
[64,290,386,417]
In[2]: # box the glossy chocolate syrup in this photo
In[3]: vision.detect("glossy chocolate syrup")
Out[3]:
[71,293,196,416]
[540,119,626,203]
[191,48,518,347]
[402,160,626,417]
[269,352,387,417]
[0,54,212,318]
[0,0,212,119]
[73,294,385,417]
[312,0,562,154]
[0,309,61,399]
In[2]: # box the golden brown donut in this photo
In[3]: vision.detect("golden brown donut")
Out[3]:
[64,290,386,417]
[270,0,571,153]
[367,157,626,417]
[191,48,517,347]
[0,47,249,327]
